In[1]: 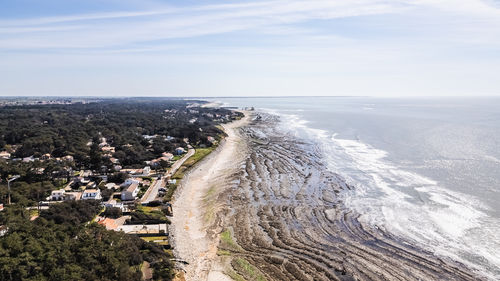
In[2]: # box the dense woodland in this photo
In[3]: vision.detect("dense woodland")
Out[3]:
[0,201,174,280]
[0,98,238,166]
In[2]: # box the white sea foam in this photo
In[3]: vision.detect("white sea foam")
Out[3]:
[274,111,500,280]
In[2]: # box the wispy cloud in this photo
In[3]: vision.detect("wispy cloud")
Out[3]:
[1,0,499,96]
[0,0,411,50]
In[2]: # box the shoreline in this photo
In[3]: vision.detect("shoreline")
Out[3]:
[170,111,482,281]
[170,112,250,281]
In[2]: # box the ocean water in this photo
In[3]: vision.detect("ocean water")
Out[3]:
[208,96,500,279]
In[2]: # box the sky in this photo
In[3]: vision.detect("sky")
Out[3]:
[1,0,500,97]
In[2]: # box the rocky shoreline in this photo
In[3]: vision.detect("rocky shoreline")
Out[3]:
[173,112,482,281]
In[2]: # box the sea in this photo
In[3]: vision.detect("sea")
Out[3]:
[206,96,500,280]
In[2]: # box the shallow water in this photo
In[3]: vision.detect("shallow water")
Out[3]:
[208,96,500,279]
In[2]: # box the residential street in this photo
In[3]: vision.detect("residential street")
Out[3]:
[140,146,195,204]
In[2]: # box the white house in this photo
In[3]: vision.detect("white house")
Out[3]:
[174,147,186,155]
[105,200,125,211]
[82,189,102,200]
[142,166,151,176]
[121,182,140,201]
[105,183,118,190]
[0,151,9,159]
[51,189,65,201]
[161,152,174,160]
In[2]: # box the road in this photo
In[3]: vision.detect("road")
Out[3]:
[167,146,195,177]
[140,178,162,204]
[139,146,195,204]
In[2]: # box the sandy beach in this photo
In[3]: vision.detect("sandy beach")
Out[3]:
[171,112,481,281]
[170,113,249,281]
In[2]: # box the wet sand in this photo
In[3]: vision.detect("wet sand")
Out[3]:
[172,112,482,281]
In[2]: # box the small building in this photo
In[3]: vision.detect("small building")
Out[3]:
[82,189,102,200]
[51,189,65,201]
[62,155,74,162]
[105,183,118,190]
[22,156,35,162]
[161,152,174,160]
[101,146,115,153]
[121,182,140,201]
[105,200,124,211]
[0,151,11,159]
[41,153,51,160]
[174,147,186,155]
[0,204,4,211]
[142,166,151,176]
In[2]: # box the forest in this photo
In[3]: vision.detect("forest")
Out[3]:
[0,200,174,280]
[0,98,240,168]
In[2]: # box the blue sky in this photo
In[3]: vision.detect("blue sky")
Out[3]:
[1,0,500,97]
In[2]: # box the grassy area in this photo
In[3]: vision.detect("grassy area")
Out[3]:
[135,205,165,220]
[141,236,168,242]
[165,145,219,202]
[217,250,232,256]
[220,228,242,251]
[233,258,267,281]
[226,270,246,281]
[137,205,160,213]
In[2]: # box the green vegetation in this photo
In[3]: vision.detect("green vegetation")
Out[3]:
[233,258,267,281]
[127,205,170,225]
[226,270,246,281]
[220,228,241,251]
[0,201,174,280]
[165,145,219,203]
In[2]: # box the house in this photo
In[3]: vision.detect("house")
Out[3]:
[82,189,102,200]
[0,151,11,159]
[122,178,140,187]
[174,147,186,155]
[105,200,124,211]
[62,155,74,162]
[0,225,8,237]
[51,189,65,201]
[161,152,174,160]
[105,183,118,190]
[41,153,51,160]
[142,166,151,176]
[121,182,140,201]
[101,146,115,153]
[0,204,3,211]
[22,156,35,162]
